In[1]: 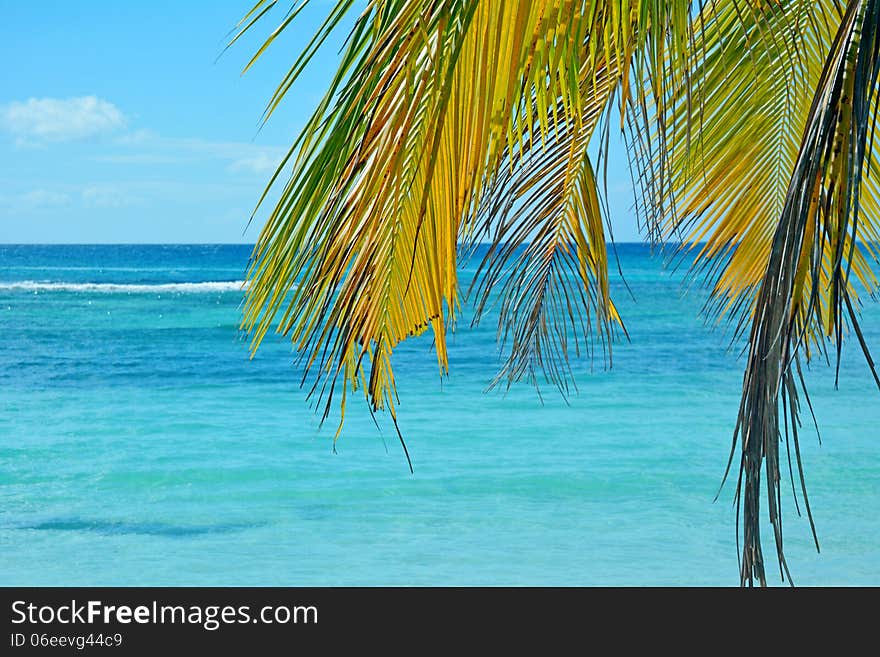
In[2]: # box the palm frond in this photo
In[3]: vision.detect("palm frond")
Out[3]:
[722,0,879,585]
[655,1,879,340]
[634,0,880,585]
[463,0,699,394]
[239,0,634,438]
[467,55,623,395]
[235,0,880,586]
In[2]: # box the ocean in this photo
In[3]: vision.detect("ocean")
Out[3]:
[1,244,878,586]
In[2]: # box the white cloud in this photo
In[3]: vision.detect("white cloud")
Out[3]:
[228,150,283,175]
[21,189,72,208]
[0,186,135,213]
[91,134,286,175]
[113,128,157,146]
[1,96,126,144]
[81,185,132,209]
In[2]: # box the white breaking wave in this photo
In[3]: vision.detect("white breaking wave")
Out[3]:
[0,280,249,294]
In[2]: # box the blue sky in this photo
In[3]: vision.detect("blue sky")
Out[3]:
[1,1,639,243]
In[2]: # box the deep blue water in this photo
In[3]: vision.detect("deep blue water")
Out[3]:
[1,244,878,585]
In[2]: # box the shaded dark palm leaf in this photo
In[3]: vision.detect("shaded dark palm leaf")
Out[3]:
[730,0,880,585]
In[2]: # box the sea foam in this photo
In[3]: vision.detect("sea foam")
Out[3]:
[0,280,248,293]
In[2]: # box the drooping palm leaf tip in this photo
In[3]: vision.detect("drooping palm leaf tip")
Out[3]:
[235,0,880,585]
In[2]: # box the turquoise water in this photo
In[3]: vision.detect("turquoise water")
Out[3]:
[1,244,878,586]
